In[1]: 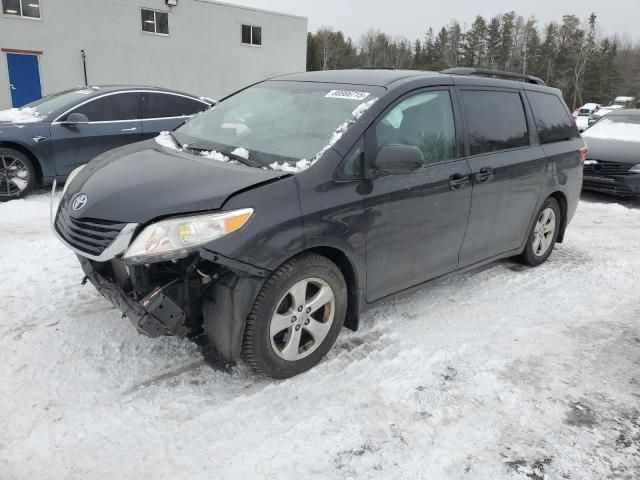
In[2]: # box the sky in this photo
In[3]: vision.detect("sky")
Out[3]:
[230,0,640,42]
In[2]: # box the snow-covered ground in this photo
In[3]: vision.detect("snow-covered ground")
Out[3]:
[1,192,639,480]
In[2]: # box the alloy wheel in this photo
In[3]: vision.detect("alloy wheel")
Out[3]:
[532,207,556,257]
[0,154,29,197]
[269,277,336,361]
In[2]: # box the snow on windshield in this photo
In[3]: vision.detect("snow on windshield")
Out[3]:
[154,131,235,163]
[583,118,640,142]
[270,97,378,173]
[0,107,43,124]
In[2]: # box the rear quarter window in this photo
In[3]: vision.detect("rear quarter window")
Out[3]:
[140,93,209,119]
[526,91,579,144]
[460,90,530,155]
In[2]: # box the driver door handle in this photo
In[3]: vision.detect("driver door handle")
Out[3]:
[449,173,470,191]
[121,127,137,132]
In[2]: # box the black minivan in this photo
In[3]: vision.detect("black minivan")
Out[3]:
[53,68,584,378]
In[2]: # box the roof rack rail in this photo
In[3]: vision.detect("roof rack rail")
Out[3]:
[356,66,397,70]
[441,67,546,86]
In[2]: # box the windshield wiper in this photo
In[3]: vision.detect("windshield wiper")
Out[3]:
[168,131,182,148]
[183,141,262,168]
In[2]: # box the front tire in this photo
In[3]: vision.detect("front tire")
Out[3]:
[0,148,36,201]
[519,197,561,266]
[242,253,347,379]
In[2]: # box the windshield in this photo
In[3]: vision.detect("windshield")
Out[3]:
[583,115,640,142]
[23,89,98,118]
[174,81,383,171]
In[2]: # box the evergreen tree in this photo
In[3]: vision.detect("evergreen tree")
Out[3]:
[486,16,502,69]
[463,16,487,67]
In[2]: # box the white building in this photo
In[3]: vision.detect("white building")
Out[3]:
[0,0,307,108]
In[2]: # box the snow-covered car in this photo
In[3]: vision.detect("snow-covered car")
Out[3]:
[613,96,635,108]
[575,103,600,132]
[587,106,618,127]
[53,68,585,378]
[0,86,212,201]
[582,109,640,196]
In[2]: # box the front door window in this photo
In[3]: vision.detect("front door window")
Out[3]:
[375,91,456,165]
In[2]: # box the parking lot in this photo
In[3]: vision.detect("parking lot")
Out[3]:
[1,191,638,479]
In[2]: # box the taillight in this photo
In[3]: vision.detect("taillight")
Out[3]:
[579,147,589,162]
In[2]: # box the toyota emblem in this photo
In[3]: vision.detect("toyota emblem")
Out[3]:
[72,194,88,211]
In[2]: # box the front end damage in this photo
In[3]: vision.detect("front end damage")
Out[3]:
[77,250,267,366]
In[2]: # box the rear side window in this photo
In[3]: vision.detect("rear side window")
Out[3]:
[460,90,529,155]
[67,93,140,122]
[526,91,578,144]
[140,93,208,119]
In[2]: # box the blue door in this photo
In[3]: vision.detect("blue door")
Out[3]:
[7,53,42,107]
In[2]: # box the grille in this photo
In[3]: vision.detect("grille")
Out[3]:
[55,208,127,257]
[583,160,632,175]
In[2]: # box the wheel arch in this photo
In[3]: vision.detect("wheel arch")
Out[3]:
[0,141,43,183]
[304,246,361,332]
[548,190,568,243]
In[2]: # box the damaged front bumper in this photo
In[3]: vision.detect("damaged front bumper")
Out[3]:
[78,256,191,338]
[75,251,268,365]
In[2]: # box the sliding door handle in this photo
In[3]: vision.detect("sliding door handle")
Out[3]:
[474,167,494,183]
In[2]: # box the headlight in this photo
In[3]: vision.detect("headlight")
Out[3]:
[630,164,640,173]
[62,165,85,197]
[123,208,253,264]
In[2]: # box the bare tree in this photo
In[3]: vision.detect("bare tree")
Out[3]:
[572,14,598,108]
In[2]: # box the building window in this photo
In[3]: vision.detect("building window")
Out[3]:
[141,8,169,35]
[2,0,41,19]
[242,24,262,46]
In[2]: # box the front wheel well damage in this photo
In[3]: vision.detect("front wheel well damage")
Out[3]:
[0,142,43,183]
[201,246,360,366]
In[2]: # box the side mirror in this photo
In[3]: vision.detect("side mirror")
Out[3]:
[374,144,424,175]
[64,112,89,125]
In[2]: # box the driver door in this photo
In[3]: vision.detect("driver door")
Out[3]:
[50,92,142,175]
[363,88,472,302]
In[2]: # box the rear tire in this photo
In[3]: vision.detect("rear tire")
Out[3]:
[0,148,36,201]
[242,253,347,379]
[519,197,561,266]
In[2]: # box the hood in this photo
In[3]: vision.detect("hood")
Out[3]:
[0,107,45,126]
[61,140,290,224]
[583,136,640,164]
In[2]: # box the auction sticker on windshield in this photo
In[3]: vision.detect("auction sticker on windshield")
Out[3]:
[325,90,370,100]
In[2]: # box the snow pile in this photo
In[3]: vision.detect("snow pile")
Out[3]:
[154,131,180,150]
[154,131,233,163]
[583,121,640,142]
[2,193,640,479]
[270,98,378,173]
[200,150,232,163]
[231,147,250,160]
[0,106,43,124]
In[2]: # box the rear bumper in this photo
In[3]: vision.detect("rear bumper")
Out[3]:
[582,174,640,197]
[78,256,190,338]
